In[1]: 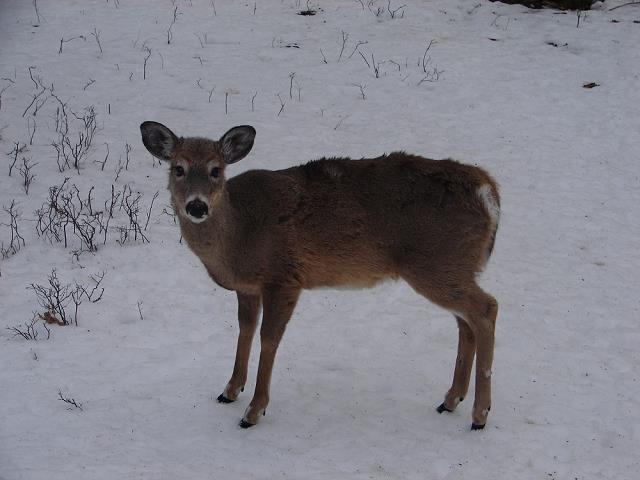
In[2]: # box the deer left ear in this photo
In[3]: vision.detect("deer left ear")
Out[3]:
[219,125,256,164]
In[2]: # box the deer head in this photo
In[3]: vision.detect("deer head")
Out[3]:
[140,121,256,224]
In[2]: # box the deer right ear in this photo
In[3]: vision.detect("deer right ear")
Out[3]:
[140,121,180,161]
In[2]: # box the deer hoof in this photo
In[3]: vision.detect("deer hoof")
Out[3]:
[436,403,453,414]
[239,419,255,429]
[217,394,235,404]
[471,423,485,431]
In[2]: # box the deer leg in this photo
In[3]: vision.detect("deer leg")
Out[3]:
[240,285,300,428]
[437,316,476,414]
[404,272,498,430]
[217,292,261,404]
[465,289,498,430]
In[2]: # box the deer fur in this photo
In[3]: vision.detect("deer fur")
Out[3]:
[140,121,500,430]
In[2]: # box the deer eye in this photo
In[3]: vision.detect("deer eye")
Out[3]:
[210,167,220,178]
[174,165,185,177]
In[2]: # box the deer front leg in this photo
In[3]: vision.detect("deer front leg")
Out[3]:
[240,285,300,428]
[217,292,261,404]
[438,316,476,414]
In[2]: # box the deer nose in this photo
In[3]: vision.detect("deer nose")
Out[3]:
[186,199,209,219]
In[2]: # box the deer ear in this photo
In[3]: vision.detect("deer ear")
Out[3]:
[140,121,180,161]
[219,125,256,164]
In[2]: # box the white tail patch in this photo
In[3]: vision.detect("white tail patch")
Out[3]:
[477,184,500,228]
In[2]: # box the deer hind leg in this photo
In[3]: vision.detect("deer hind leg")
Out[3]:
[404,275,498,430]
[240,285,300,428]
[437,316,476,414]
[217,292,261,404]
[466,289,498,430]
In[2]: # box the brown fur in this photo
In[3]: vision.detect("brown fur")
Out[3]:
[140,122,500,429]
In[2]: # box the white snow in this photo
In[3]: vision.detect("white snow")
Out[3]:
[1,0,639,479]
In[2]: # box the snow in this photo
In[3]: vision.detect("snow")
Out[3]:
[1,0,640,478]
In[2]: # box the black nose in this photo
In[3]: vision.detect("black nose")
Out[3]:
[186,199,208,218]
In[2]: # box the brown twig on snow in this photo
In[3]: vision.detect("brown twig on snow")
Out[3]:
[58,390,83,411]
[609,1,640,11]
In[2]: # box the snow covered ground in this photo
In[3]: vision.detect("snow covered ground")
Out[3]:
[1,0,639,478]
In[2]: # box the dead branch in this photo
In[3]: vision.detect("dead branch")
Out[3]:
[58,390,83,411]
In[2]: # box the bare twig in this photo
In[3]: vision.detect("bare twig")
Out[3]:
[19,157,37,194]
[0,83,12,111]
[144,191,159,230]
[289,72,296,99]
[167,6,179,44]
[388,60,402,72]
[337,31,349,62]
[276,94,285,116]
[417,67,443,85]
[30,270,74,325]
[51,106,97,173]
[90,28,103,54]
[294,80,302,101]
[196,78,215,103]
[320,49,328,64]
[334,115,350,130]
[371,53,380,78]
[27,117,36,145]
[352,83,366,100]
[387,0,406,19]
[58,35,85,54]
[77,271,106,303]
[34,181,106,255]
[124,142,131,170]
[33,0,41,25]
[98,143,109,171]
[22,86,46,117]
[7,314,49,341]
[7,142,27,176]
[143,46,152,79]
[1,200,26,259]
[358,51,370,68]
[58,390,83,411]
[422,39,436,73]
[195,32,207,48]
[114,157,124,182]
[609,1,640,11]
[348,40,368,59]
[28,66,40,89]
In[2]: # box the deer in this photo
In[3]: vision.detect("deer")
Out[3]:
[140,121,500,430]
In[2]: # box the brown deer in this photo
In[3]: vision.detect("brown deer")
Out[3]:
[140,121,500,430]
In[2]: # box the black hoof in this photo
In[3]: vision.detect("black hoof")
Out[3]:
[437,403,453,414]
[217,394,234,404]
[239,419,255,429]
[471,423,485,430]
